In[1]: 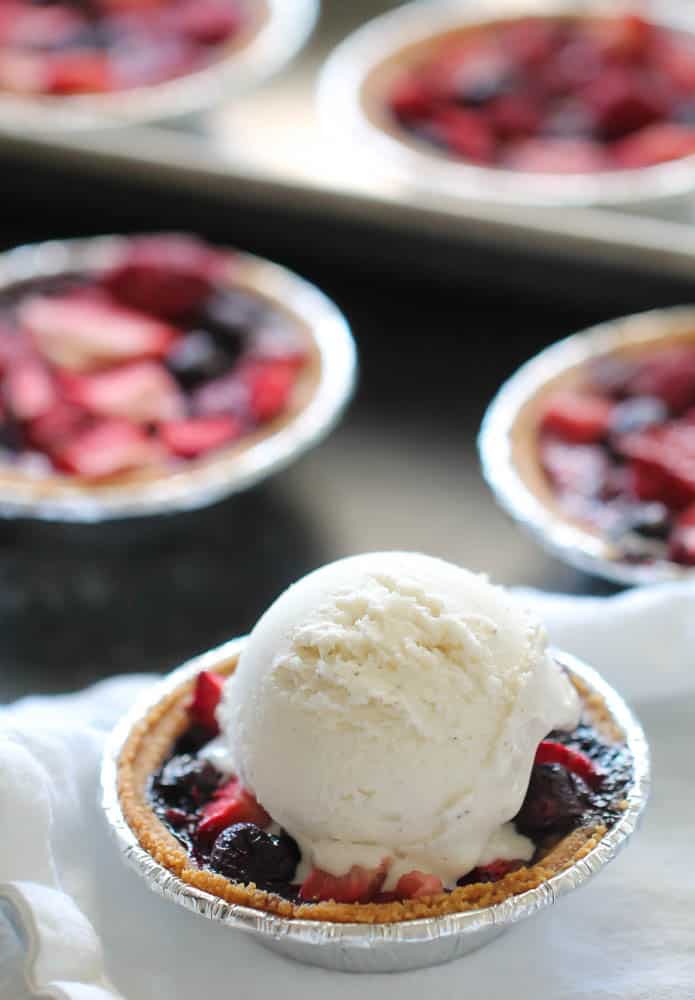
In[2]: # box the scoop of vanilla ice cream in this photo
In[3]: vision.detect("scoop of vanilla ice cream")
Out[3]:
[218,552,580,889]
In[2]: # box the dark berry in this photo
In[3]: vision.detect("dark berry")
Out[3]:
[167,330,237,388]
[200,289,267,340]
[609,396,668,436]
[173,722,219,756]
[209,823,300,888]
[154,754,221,806]
[515,764,590,836]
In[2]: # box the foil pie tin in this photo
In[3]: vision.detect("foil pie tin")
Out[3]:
[479,306,695,586]
[0,0,319,131]
[101,638,649,974]
[0,235,356,521]
[318,0,695,210]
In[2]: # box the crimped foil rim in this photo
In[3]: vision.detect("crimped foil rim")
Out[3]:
[0,0,319,131]
[478,305,695,586]
[0,234,356,521]
[317,0,695,208]
[101,638,650,958]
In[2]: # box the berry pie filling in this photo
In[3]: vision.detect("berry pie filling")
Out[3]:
[536,341,695,566]
[142,554,634,908]
[0,0,250,96]
[0,234,310,479]
[386,14,695,173]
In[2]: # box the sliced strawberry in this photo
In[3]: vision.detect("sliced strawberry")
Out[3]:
[54,419,164,478]
[242,360,297,424]
[591,14,655,64]
[0,51,47,94]
[388,74,432,123]
[20,294,178,372]
[3,358,57,421]
[25,401,90,453]
[535,739,601,787]
[612,123,695,168]
[582,67,670,140]
[168,0,243,44]
[159,415,243,458]
[464,859,526,883]
[299,861,389,904]
[501,17,564,69]
[103,235,226,319]
[540,391,613,443]
[627,347,695,413]
[431,107,497,163]
[619,422,695,508]
[63,361,185,424]
[503,138,609,173]
[395,871,444,899]
[187,670,225,732]
[0,323,25,373]
[197,779,270,842]
[489,94,542,139]
[45,52,113,95]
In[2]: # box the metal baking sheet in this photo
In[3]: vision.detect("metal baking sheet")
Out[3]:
[4,0,695,284]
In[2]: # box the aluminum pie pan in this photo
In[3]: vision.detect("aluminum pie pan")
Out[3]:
[101,637,649,973]
[317,0,695,210]
[0,234,356,521]
[479,305,695,586]
[0,0,318,132]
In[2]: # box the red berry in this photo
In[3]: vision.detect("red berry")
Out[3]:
[628,347,695,413]
[619,422,695,508]
[25,401,90,453]
[169,0,242,45]
[3,357,56,421]
[612,123,695,168]
[431,107,496,163]
[501,18,564,69]
[62,360,185,424]
[198,779,271,843]
[103,235,226,319]
[159,415,243,458]
[243,360,297,423]
[299,861,389,904]
[20,293,178,372]
[394,871,444,899]
[489,94,542,139]
[187,670,225,732]
[582,67,669,139]
[540,391,613,443]
[535,739,601,787]
[45,52,113,95]
[388,74,432,123]
[591,14,655,64]
[54,419,164,478]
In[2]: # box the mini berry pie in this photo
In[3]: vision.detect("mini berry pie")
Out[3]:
[509,323,695,569]
[0,0,261,96]
[378,12,695,173]
[116,553,638,925]
[0,233,327,509]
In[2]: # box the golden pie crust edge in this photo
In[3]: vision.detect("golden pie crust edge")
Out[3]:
[117,656,627,925]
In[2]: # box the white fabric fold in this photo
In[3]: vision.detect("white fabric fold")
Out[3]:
[1,584,694,999]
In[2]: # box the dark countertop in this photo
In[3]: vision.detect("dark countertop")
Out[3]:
[1,165,691,703]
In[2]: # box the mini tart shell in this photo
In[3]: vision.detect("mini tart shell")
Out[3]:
[118,656,630,925]
[510,322,695,541]
[0,254,322,500]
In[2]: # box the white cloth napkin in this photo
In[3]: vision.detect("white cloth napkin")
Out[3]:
[1,582,694,1000]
